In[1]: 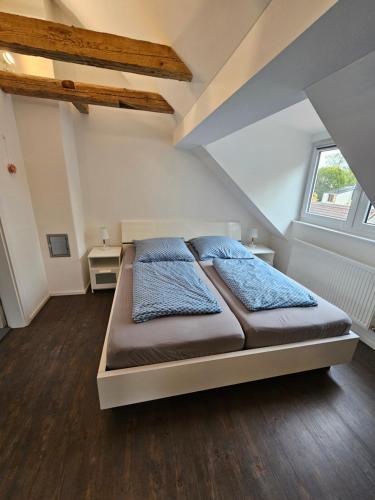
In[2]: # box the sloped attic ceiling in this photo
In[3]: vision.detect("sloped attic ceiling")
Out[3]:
[205,99,327,236]
[56,0,272,119]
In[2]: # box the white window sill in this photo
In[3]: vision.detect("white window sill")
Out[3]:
[294,220,375,245]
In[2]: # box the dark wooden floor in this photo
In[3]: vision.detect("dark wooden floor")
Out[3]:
[1,292,375,500]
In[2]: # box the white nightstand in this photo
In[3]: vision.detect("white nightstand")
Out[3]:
[88,246,122,292]
[243,243,275,266]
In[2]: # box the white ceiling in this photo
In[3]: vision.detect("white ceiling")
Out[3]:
[0,0,330,141]
[176,0,375,146]
[268,99,326,136]
[0,0,46,18]
[55,0,272,119]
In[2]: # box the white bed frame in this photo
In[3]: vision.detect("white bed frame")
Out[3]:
[97,220,359,410]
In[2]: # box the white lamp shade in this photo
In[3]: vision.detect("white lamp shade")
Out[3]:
[100,227,109,241]
[249,228,258,239]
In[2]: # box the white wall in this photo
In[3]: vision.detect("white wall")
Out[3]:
[202,98,374,276]
[293,221,375,268]
[0,0,46,18]
[71,107,270,247]
[13,97,88,294]
[206,102,316,236]
[59,102,89,288]
[270,217,375,275]
[59,103,86,257]
[0,91,48,327]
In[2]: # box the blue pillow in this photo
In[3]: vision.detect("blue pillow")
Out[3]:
[134,237,194,263]
[190,236,254,261]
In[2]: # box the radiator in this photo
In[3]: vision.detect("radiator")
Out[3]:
[287,239,375,331]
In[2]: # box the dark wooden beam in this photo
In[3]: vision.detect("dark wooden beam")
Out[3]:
[72,102,89,114]
[0,12,192,81]
[0,71,174,114]
[61,79,89,114]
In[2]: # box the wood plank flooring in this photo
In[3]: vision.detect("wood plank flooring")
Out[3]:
[0,291,374,500]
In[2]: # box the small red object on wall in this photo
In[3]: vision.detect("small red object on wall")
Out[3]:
[7,163,16,174]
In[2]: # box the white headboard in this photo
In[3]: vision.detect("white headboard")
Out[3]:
[121,219,242,243]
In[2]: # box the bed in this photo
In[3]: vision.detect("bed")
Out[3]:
[197,256,352,348]
[97,219,358,409]
[106,245,245,369]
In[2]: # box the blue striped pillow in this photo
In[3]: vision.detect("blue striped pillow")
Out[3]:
[134,237,194,263]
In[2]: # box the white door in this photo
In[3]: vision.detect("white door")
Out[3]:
[0,218,26,328]
[0,299,7,328]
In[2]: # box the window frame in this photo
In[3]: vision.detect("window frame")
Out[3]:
[300,140,375,239]
[364,202,375,226]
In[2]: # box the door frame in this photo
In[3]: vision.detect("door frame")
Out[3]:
[0,218,26,327]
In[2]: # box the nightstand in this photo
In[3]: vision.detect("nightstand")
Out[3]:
[88,246,122,292]
[243,243,275,266]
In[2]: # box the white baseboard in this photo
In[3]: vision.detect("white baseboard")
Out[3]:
[50,281,90,296]
[24,285,91,324]
[28,294,50,324]
[50,289,86,296]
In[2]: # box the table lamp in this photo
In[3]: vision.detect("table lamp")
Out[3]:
[100,226,109,248]
[249,228,258,248]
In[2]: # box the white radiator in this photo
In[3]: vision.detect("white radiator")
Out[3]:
[287,239,375,331]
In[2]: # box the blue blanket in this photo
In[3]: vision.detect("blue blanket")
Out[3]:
[213,258,317,312]
[133,261,222,323]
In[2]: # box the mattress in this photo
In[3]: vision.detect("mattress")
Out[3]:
[106,246,245,369]
[198,258,352,348]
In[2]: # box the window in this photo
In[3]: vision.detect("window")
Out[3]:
[307,147,357,222]
[301,141,375,239]
[365,205,375,226]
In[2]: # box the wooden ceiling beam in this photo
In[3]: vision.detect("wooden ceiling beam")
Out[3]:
[0,12,192,81]
[0,71,174,114]
[72,102,89,114]
[61,79,89,114]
